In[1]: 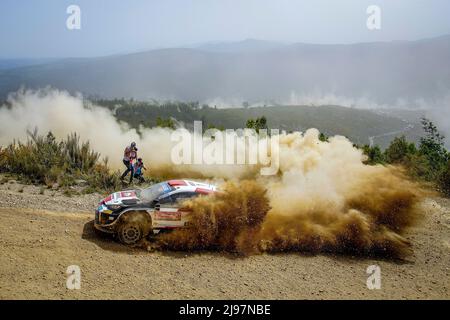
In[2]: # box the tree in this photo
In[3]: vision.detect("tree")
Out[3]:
[156,116,175,130]
[419,118,448,174]
[257,116,267,130]
[384,136,416,164]
[363,145,384,165]
[246,116,268,133]
[319,132,329,142]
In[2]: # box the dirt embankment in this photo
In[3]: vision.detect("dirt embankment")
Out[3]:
[0,178,449,299]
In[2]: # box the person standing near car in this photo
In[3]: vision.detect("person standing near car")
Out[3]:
[133,158,147,183]
[121,142,138,183]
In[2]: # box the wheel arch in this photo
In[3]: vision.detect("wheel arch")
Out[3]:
[116,209,153,234]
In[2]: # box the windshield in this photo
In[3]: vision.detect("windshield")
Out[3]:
[138,182,173,202]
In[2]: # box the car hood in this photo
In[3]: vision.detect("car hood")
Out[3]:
[100,190,140,206]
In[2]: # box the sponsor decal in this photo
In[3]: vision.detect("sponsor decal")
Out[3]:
[168,179,187,186]
[195,187,214,194]
[156,211,182,221]
[120,191,136,198]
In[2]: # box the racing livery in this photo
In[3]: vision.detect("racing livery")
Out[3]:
[94,179,217,244]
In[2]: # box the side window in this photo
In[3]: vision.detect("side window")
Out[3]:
[172,192,196,204]
[158,194,174,205]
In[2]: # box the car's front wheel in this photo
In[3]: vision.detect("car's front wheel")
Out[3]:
[117,222,144,245]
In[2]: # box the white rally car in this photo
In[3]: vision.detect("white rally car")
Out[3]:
[94,179,217,245]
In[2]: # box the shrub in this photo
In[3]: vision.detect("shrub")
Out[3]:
[402,153,432,180]
[418,118,448,176]
[84,159,122,192]
[246,116,268,133]
[64,133,99,172]
[439,160,450,196]
[0,131,63,181]
[362,145,384,165]
[319,132,329,142]
[378,119,449,186]
[156,116,175,129]
[0,130,121,193]
[384,136,416,164]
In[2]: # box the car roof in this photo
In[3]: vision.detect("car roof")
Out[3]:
[166,179,217,194]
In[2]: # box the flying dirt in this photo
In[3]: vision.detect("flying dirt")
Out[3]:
[0,89,423,258]
[156,139,422,258]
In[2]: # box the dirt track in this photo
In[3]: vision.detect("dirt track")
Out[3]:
[0,180,449,299]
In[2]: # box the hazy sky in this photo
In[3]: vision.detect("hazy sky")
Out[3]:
[1,0,450,58]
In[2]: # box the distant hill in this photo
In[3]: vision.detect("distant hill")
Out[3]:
[0,35,449,105]
[0,58,58,71]
[95,99,424,148]
[193,39,287,53]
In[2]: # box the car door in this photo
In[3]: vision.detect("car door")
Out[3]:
[154,192,195,228]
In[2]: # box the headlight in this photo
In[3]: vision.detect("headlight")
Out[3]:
[107,204,122,211]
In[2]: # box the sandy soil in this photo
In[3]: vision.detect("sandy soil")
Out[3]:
[0,178,449,299]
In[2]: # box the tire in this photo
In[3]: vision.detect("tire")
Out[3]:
[117,222,144,245]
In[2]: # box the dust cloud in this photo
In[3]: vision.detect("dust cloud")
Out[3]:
[0,89,423,257]
[157,132,422,258]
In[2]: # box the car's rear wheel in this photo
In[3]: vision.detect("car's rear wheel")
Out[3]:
[117,222,144,245]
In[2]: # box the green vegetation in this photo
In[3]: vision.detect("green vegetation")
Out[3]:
[96,99,200,129]
[0,97,449,198]
[93,98,418,148]
[156,116,176,129]
[418,118,449,175]
[245,116,267,133]
[384,136,417,164]
[206,124,225,131]
[362,118,449,195]
[362,145,384,165]
[0,130,121,193]
[319,132,329,142]
[440,161,450,196]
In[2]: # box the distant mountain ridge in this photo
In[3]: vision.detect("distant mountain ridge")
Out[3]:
[0,35,449,105]
[193,38,287,53]
[0,58,59,71]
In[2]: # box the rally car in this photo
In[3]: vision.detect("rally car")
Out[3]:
[94,179,217,245]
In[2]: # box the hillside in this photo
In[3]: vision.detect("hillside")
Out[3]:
[96,100,423,148]
[0,36,449,105]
